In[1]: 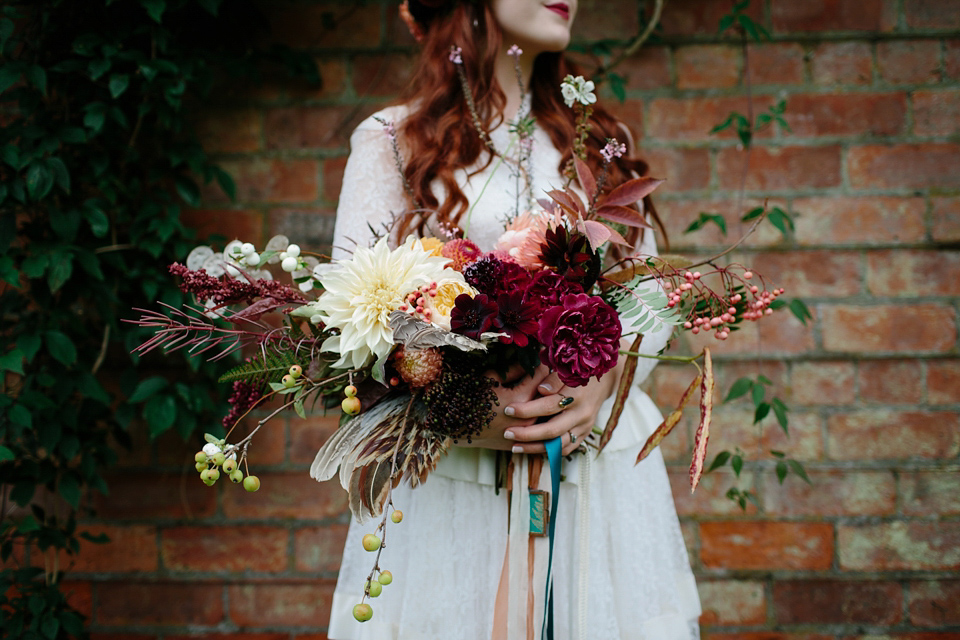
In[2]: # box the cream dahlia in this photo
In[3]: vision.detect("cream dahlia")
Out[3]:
[294,237,461,370]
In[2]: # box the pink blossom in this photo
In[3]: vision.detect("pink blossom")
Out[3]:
[449,46,462,64]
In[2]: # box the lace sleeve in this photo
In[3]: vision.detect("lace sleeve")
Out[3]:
[331,108,410,261]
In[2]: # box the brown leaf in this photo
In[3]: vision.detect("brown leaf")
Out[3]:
[599,334,644,453]
[575,156,597,202]
[689,348,714,492]
[636,370,703,464]
[596,204,654,228]
[546,189,586,222]
[577,219,611,251]
[603,177,664,208]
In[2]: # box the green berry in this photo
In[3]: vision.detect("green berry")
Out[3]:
[222,458,237,473]
[200,469,218,485]
[212,452,226,467]
[377,570,393,585]
[202,476,217,487]
[390,510,403,524]
[365,579,382,597]
[352,603,373,622]
[289,364,302,379]
[230,469,244,484]
[342,396,362,415]
[243,475,261,492]
[195,461,208,473]
[344,384,358,398]
[282,374,296,388]
[194,451,207,464]
[361,533,381,552]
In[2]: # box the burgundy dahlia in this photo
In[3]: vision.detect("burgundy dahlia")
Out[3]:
[524,270,584,308]
[538,293,622,387]
[495,290,541,347]
[538,226,601,290]
[463,255,505,297]
[450,293,499,340]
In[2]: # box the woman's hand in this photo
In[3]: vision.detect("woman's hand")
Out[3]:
[455,363,554,450]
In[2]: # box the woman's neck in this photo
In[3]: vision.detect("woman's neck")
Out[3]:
[495,46,535,122]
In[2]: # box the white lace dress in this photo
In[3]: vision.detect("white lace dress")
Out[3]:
[325,105,701,640]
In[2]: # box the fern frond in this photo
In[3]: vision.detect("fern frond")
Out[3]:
[219,347,307,389]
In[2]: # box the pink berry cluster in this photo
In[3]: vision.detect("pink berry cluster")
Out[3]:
[662,268,785,341]
[399,282,440,323]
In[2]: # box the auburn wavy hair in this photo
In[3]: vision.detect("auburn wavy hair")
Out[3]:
[395,1,665,250]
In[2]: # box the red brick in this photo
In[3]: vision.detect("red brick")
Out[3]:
[181,209,265,245]
[613,46,672,90]
[793,196,926,245]
[905,0,960,28]
[267,3,382,50]
[659,0,763,36]
[717,146,842,191]
[773,580,902,624]
[93,472,216,520]
[268,208,338,256]
[685,307,817,356]
[161,525,288,572]
[235,412,287,465]
[706,407,823,461]
[878,40,942,85]
[90,635,156,640]
[914,89,960,136]
[228,580,335,627]
[698,580,766,625]
[574,0,640,41]
[707,634,832,640]
[948,39,960,79]
[701,521,834,570]
[908,580,960,626]
[748,249,860,298]
[322,156,347,203]
[646,95,776,142]
[932,196,960,243]
[675,45,741,90]
[62,580,93,618]
[264,106,358,151]
[763,470,896,516]
[293,524,349,572]
[288,412,339,465]
[680,521,698,567]
[822,304,957,354]
[714,360,789,400]
[286,58,348,101]
[352,53,416,98]
[195,108,261,154]
[868,249,960,297]
[827,410,960,460]
[791,361,856,405]
[839,522,960,570]
[208,158,319,204]
[783,93,906,137]
[222,471,347,519]
[641,148,710,194]
[97,581,224,626]
[669,469,760,516]
[748,43,806,86]
[848,143,960,189]
[604,99,644,142]
[657,198,762,250]
[71,525,157,573]
[771,0,891,32]
[858,359,926,403]
[929,360,960,403]
[811,41,874,86]
[901,471,960,516]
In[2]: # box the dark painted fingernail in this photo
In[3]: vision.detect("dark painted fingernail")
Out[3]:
[559,396,574,407]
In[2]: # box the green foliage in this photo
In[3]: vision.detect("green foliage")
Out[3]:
[684,212,727,235]
[607,275,685,337]
[219,348,309,389]
[717,0,771,41]
[0,1,318,635]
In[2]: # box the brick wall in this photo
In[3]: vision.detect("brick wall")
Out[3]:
[67,0,960,638]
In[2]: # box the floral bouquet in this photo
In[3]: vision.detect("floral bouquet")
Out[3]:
[130,69,788,621]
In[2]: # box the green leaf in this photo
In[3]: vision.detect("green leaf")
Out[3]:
[0,255,16,286]
[83,201,110,237]
[0,17,13,51]
[741,206,765,222]
[0,348,24,374]
[19,335,41,361]
[26,162,54,200]
[0,445,13,461]
[608,72,626,103]
[768,207,794,238]
[772,397,789,432]
[788,459,811,484]
[789,298,812,325]
[775,459,788,484]
[140,0,166,23]
[144,394,176,436]
[41,615,60,640]
[17,515,40,533]
[751,382,765,406]
[51,208,80,241]
[74,249,104,280]
[84,103,107,133]
[9,404,31,428]
[754,401,770,424]
[175,176,201,207]
[707,450,731,472]
[47,250,74,292]
[293,398,306,419]
[25,64,46,95]
[79,372,111,404]
[128,376,169,403]
[0,144,19,169]
[109,73,130,98]
[89,58,112,80]
[710,113,735,134]
[197,0,223,14]
[684,211,727,235]
[731,454,743,477]
[45,330,77,366]
[22,253,49,278]
[0,64,20,94]
[724,377,753,402]
[59,473,81,508]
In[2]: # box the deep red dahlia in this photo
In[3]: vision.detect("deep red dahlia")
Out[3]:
[495,290,541,347]
[450,293,499,340]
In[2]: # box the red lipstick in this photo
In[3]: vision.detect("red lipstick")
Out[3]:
[545,3,570,20]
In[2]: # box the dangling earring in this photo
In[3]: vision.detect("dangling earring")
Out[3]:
[473,17,478,27]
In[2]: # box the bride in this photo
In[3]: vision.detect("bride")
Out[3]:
[325,1,701,638]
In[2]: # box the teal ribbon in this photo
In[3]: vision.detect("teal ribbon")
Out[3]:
[540,436,562,640]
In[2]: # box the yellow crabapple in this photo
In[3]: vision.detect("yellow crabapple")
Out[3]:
[365,579,382,597]
[391,510,403,524]
[342,396,362,415]
[344,384,358,398]
[289,365,302,378]
[222,458,237,474]
[243,475,261,492]
[353,603,373,622]
[361,533,381,552]
[378,570,393,585]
